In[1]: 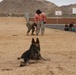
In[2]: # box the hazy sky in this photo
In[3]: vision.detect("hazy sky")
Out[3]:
[47,0,76,6]
[0,0,3,2]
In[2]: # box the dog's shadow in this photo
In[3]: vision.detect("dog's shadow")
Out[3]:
[29,61,37,64]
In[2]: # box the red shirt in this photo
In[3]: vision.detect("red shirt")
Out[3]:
[34,12,46,24]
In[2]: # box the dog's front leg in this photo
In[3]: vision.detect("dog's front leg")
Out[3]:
[24,58,30,66]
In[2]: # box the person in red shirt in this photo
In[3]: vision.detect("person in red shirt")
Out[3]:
[34,9,46,35]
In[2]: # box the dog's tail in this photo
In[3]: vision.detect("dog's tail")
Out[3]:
[40,56,50,61]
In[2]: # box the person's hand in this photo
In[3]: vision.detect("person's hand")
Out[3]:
[33,23,37,27]
[44,22,46,24]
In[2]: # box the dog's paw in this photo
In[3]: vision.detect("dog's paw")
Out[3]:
[20,64,24,67]
[20,63,25,67]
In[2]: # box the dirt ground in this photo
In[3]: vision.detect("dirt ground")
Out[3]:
[0,17,76,75]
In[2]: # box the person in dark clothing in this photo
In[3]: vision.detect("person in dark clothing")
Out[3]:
[69,22,74,31]
[64,23,69,31]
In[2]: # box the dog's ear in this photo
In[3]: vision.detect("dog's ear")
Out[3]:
[36,38,40,44]
[32,38,35,44]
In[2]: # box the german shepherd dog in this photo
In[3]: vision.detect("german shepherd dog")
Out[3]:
[18,38,41,67]
[26,21,37,35]
[18,38,50,67]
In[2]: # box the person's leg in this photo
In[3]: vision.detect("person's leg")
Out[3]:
[27,28,31,35]
[36,21,41,35]
[31,26,35,35]
[26,23,31,35]
[41,21,45,35]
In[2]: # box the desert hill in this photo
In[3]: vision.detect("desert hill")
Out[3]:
[60,4,76,16]
[0,0,76,17]
[0,0,60,16]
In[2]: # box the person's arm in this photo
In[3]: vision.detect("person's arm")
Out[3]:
[34,14,38,24]
[42,13,46,24]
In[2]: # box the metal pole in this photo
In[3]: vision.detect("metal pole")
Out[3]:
[57,16,58,25]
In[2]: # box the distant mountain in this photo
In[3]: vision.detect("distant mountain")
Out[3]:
[0,0,60,16]
[60,4,76,16]
[0,0,76,17]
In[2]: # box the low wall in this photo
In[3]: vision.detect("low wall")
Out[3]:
[29,17,76,24]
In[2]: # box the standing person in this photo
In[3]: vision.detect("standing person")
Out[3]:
[34,9,46,35]
[69,22,74,31]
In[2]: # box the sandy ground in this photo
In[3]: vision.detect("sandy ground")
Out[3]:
[0,17,76,75]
